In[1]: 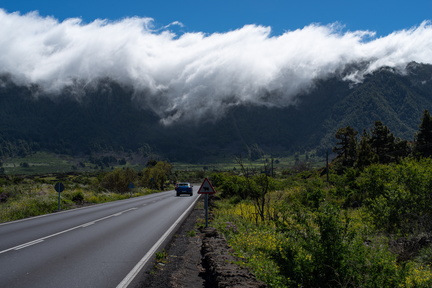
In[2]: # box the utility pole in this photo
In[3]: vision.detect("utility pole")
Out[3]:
[271,155,274,177]
[326,151,329,183]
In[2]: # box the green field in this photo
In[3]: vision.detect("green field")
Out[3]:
[1,152,85,174]
[1,151,325,176]
[0,152,144,175]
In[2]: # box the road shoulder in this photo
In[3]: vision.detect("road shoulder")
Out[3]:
[139,198,206,288]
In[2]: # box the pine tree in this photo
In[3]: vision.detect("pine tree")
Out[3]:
[356,129,377,170]
[393,138,410,160]
[333,126,358,170]
[414,110,432,158]
[370,121,396,164]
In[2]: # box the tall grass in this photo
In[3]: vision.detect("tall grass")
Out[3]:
[0,183,158,223]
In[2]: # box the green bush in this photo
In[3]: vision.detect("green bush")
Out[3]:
[356,159,432,234]
[142,161,172,190]
[212,172,413,287]
[0,194,59,221]
[71,190,84,204]
[100,167,137,193]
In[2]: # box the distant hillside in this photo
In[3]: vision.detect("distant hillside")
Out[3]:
[1,62,432,162]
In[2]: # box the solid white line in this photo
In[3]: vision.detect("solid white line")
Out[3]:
[0,207,138,254]
[116,195,201,288]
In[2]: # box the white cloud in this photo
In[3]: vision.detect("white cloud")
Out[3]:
[0,9,431,124]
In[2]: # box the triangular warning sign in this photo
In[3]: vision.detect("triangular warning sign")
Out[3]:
[198,178,216,194]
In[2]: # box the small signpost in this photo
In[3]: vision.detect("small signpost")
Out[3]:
[54,182,65,211]
[198,178,216,228]
[128,182,135,197]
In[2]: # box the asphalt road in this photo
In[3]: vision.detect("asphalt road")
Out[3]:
[0,188,200,288]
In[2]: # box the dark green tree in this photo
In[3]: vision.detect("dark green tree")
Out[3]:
[393,138,410,160]
[414,110,432,158]
[356,129,377,170]
[333,126,358,170]
[142,161,173,190]
[369,121,397,164]
[100,167,138,193]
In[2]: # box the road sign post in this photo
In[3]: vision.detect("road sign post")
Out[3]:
[54,182,65,211]
[204,194,209,228]
[128,182,135,197]
[198,178,216,228]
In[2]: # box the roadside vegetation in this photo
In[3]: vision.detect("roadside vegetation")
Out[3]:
[209,110,432,287]
[0,154,289,223]
[0,160,181,222]
[3,108,432,286]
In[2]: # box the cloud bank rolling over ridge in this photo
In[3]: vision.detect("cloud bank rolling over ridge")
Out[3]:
[0,9,431,124]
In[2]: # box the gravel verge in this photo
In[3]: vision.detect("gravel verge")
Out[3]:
[138,196,266,288]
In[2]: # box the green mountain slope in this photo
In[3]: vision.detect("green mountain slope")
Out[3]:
[1,62,431,161]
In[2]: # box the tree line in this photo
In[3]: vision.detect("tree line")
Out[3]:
[332,109,432,172]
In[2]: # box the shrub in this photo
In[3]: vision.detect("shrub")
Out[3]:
[71,190,85,204]
[142,161,172,190]
[100,168,137,193]
[356,159,432,234]
[0,194,59,221]
[213,195,405,287]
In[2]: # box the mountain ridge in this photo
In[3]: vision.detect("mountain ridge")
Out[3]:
[1,62,431,162]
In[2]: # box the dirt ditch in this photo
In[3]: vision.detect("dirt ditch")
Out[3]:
[139,196,266,288]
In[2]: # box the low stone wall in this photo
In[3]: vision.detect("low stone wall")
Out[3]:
[201,227,267,288]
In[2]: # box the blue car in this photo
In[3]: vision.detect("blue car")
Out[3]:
[175,182,193,196]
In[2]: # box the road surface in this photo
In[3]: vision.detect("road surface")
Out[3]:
[0,189,200,288]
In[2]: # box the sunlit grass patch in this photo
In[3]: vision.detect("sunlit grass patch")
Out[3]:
[212,199,286,286]
[403,264,432,288]
[0,193,60,222]
[229,227,283,284]
[0,182,158,223]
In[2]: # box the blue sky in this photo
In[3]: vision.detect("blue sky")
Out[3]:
[2,0,431,36]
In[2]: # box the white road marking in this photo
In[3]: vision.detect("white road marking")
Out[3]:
[14,239,44,250]
[0,207,138,254]
[0,194,157,227]
[116,195,201,288]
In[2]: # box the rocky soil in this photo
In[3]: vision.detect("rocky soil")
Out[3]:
[138,196,266,288]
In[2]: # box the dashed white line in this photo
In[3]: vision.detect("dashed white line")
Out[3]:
[14,239,44,250]
[0,207,138,254]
